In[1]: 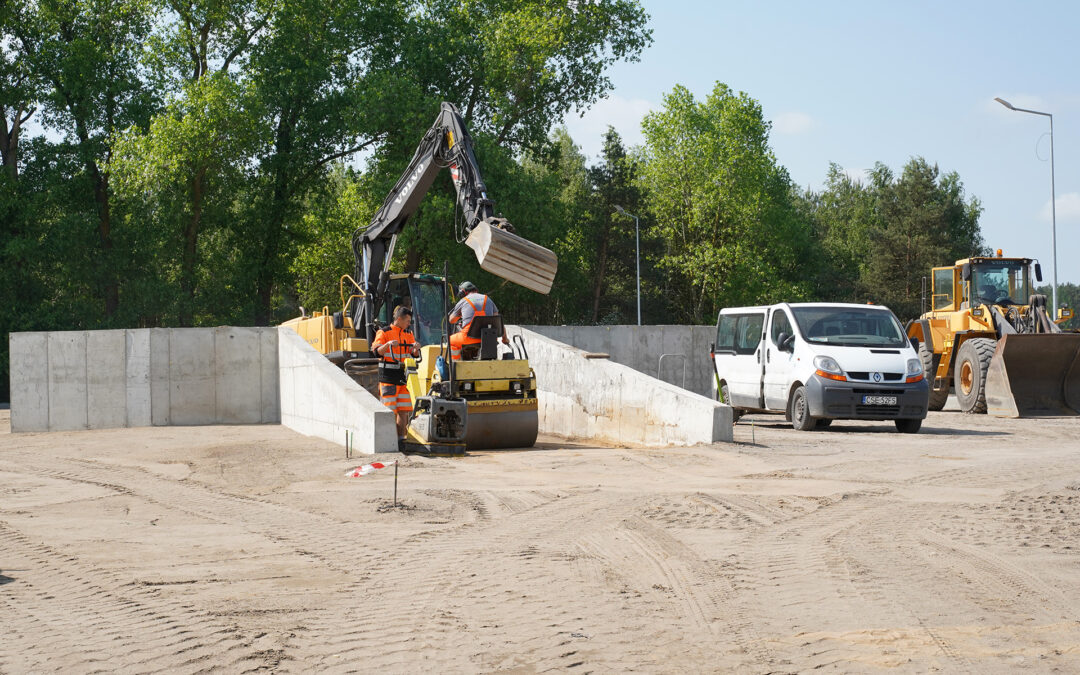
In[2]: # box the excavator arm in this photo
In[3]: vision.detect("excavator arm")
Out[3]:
[351,102,557,344]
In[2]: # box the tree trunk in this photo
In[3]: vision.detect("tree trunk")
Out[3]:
[1,108,22,180]
[254,207,283,326]
[590,228,610,323]
[405,246,420,274]
[181,166,207,326]
[254,119,296,326]
[69,113,121,319]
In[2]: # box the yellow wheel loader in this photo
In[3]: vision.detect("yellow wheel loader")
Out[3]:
[282,103,554,453]
[907,251,1080,417]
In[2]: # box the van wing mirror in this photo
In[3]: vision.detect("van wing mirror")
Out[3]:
[910,336,920,352]
[777,332,794,352]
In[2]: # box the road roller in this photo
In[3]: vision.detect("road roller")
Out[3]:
[283,102,554,453]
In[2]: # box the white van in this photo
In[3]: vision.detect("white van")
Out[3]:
[711,303,930,432]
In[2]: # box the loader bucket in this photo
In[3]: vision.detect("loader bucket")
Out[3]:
[465,221,558,295]
[984,334,1080,417]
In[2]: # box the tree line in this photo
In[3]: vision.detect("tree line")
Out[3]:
[2,1,988,401]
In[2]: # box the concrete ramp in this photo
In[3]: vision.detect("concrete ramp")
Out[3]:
[278,328,397,453]
[514,327,732,446]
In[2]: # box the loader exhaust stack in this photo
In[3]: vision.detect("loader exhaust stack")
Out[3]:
[984,334,1080,417]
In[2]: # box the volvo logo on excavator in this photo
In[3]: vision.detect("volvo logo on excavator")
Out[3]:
[394,160,427,204]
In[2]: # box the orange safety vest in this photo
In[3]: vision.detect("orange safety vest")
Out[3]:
[373,325,416,363]
[450,294,494,360]
[458,294,492,341]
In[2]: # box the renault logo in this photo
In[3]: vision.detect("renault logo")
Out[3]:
[873,372,882,382]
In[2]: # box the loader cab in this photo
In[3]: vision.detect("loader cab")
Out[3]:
[932,267,959,311]
[958,257,1034,308]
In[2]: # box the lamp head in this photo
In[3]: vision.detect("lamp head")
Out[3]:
[614,204,626,215]
[994,97,1016,111]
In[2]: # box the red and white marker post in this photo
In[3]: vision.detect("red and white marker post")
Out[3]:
[345,461,400,505]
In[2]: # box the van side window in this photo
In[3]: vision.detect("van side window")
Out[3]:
[716,315,737,353]
[770,310,792,344]
[716,313,763,355]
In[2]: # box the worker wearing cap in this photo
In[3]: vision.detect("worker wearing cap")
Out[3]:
[372,306,420,439]
[448,281,508,360]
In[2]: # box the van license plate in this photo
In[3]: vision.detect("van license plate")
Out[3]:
[862,395,897,405]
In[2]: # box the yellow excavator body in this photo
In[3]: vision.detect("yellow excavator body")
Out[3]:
[907,253,1080,416]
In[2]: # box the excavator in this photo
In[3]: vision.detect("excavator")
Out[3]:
[283,102,558,453]
[907,250,1080,417]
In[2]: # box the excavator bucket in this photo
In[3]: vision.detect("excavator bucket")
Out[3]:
[984,334,1080,417]
[465,221,558,295]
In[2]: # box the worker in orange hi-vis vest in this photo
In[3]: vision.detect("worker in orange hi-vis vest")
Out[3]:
[448,281,509,360]
[372,305,421,439]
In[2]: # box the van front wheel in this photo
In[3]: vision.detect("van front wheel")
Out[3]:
[719,382,743,422]
[789,386,817,431]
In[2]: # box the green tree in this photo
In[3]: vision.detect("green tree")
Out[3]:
[859,158,984,319]
[111,73,263,326]
[1037,283,1080,331]
[8,0,157,318]
[288,0,652,324]
[638,82,816,324]
[587,127,641,323]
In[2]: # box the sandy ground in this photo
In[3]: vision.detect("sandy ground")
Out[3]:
[3,407,1080,673]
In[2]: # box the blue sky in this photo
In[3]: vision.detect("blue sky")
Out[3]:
[563,0,1080,285]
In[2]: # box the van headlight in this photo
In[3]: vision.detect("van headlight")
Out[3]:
[813,355,847,382]
[905,357,925,383]
[813,355,843,375]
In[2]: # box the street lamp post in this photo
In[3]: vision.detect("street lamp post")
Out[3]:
[614,205,641,326]
[994,96,1058,314]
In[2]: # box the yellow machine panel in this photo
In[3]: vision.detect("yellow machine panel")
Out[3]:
[454,360,531,380]
[341,337,368,352]
[281,308,354,355]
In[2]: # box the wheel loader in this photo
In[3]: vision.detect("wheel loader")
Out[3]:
[282,102,555,453]
[907,251,1080,416]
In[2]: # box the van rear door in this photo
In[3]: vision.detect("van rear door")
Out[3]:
[714,310,766,408]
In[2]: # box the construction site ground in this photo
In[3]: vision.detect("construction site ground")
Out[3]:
[2,406,1079,673]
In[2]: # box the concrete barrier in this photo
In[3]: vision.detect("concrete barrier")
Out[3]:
[514,327,732,446]
[10,327,280,432]
[277,327,397,454]
[524,325,718,397]
[10,324,729,449]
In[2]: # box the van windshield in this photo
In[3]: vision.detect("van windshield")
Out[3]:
[791,307,907,347]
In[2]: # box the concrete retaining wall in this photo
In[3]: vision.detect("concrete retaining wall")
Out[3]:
[10,327,279,432]
[277,328,397,454]
[516,327,732,446]
[523,325,717,398]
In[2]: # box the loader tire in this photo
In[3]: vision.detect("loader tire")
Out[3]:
[919,343,949,411]
[954,338,996,414]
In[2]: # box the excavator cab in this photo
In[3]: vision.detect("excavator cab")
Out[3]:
[378,274,450,348]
